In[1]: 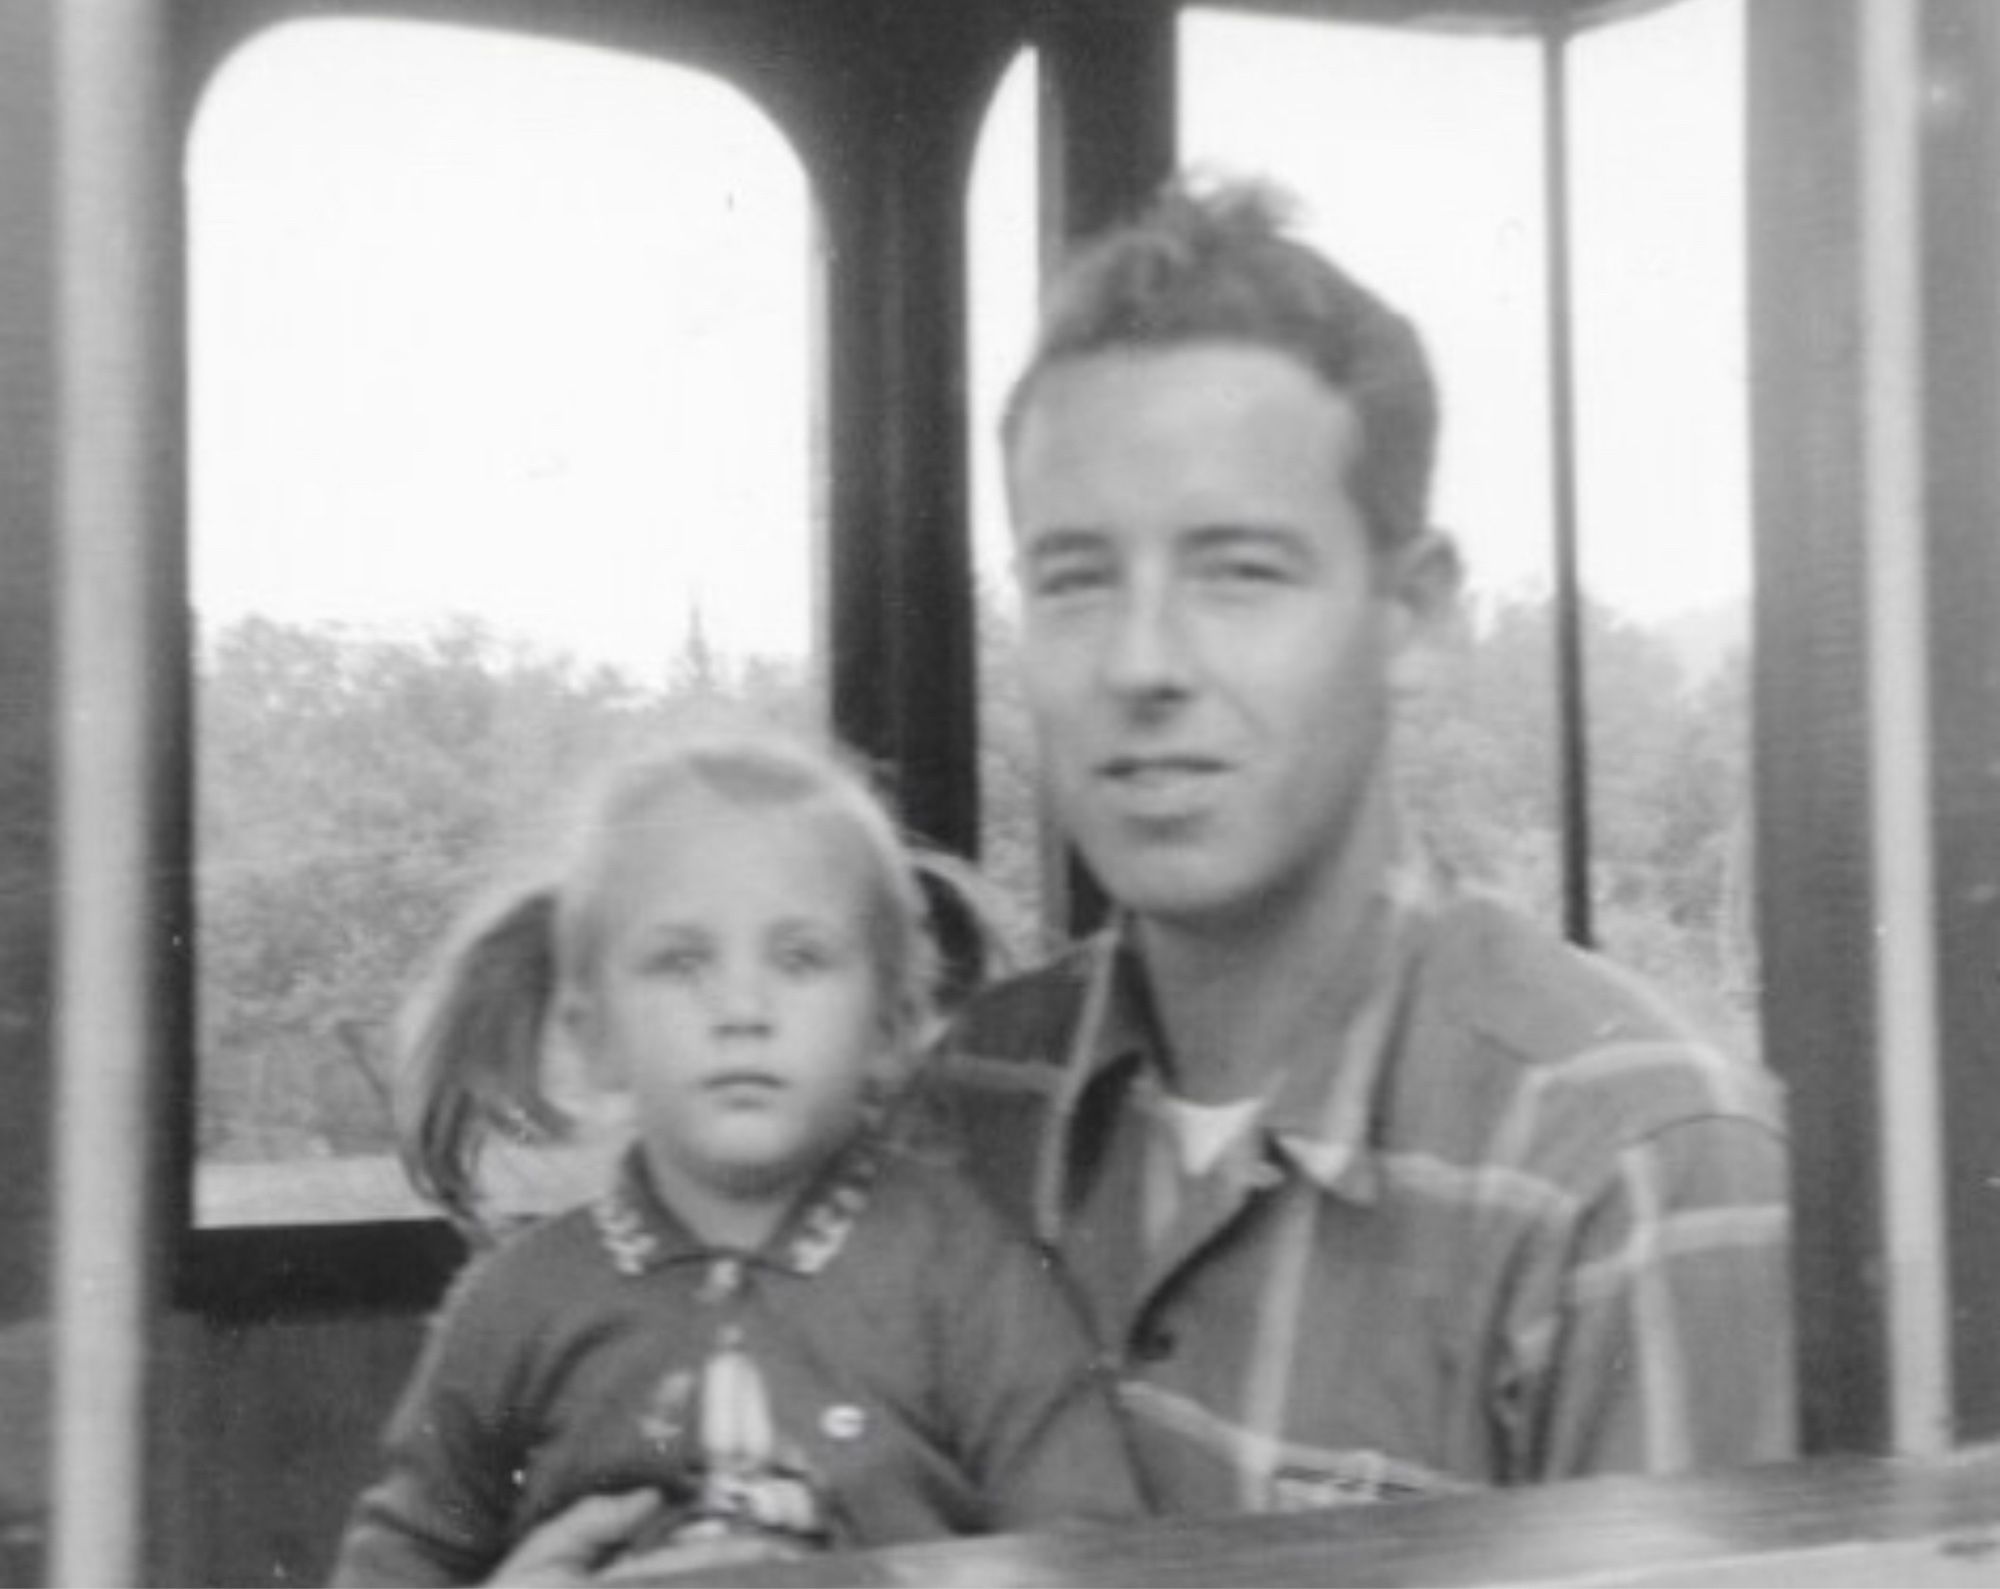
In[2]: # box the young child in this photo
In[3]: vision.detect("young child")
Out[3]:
[331,731,1143,1586]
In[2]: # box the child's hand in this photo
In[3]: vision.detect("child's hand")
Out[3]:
[486,1491,663,1586]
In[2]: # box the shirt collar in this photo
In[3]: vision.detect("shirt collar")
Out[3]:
[1058,844,1438,1209]
[589,1137,880,1279]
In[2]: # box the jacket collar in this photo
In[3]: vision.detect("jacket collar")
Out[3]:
[590,1136,880,1279]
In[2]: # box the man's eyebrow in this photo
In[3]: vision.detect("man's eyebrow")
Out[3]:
[1183,522,1315,556]
[1019,526,1111,560]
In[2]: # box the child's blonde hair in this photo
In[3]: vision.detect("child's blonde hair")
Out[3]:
[397,728,991,1232]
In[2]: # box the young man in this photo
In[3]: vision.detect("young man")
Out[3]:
[942,179,1794,1515]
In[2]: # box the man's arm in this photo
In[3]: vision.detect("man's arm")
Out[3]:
[939,1214,1149,1531]
[1516,1112,1795,1479]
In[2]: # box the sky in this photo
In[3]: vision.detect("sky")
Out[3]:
[189,1,1746,685]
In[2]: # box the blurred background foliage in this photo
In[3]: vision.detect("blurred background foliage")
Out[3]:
[197,589,1753,1169]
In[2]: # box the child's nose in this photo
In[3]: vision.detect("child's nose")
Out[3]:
[711,963,773,1031]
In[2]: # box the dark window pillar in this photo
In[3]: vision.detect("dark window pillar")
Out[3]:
[1920,0,2000,1447]
[1748,0,1892,1456]
[1752,0,2000,1456]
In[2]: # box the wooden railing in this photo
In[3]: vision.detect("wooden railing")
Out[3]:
[668,1446,2000,1588]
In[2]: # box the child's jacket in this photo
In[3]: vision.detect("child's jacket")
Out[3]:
[332,1137,1143,1585]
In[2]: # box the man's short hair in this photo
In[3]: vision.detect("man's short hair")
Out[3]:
[1002,177,1439,555]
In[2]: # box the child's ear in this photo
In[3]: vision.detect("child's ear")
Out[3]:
[1385,528,1463,699]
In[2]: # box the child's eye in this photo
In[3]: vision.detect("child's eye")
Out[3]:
[772,941,833,977]
[646,945,708,979]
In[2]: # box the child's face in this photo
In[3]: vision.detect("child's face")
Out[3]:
[575,796,890,1207]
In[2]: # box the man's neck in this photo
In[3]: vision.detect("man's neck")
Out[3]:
[1136,774,1397,1105]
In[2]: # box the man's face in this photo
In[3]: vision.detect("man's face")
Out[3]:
[1008,343,1414,933]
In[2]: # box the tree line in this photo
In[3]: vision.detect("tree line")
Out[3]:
[196,593,1752,1167]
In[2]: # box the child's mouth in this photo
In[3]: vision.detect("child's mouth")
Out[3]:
[703,1070,784,1103]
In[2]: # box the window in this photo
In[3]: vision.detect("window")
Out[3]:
[1180,6,1563,919]
[1569,0,1754,1060]
[187,21,818,1223]
[969,49,1050,958]
[1179,3,1754,1059]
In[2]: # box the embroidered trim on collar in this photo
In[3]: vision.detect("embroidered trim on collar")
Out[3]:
[592,1184,662,1277]
[590,1142,882,1279]
[784,1153,877,1275]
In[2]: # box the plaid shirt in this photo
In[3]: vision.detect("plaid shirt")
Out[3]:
[938,867,1794,1515]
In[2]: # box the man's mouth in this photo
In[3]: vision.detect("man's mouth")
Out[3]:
[1095,754,1229,819]
[1099,754,1228,788]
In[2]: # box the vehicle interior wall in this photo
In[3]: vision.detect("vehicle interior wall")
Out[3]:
[2,1,1995,1584]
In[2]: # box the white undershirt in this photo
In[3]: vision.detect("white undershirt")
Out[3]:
[1157,1092,1265,1177]
[1141,1083,1266,1249]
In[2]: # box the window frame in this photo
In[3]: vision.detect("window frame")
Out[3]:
[166,0,1018,1309]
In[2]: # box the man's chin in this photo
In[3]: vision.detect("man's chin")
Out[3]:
[1091,859,1243,929]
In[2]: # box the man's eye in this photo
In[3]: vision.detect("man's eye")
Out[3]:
[1029,560,1115,599]
[1200,555,1291,587]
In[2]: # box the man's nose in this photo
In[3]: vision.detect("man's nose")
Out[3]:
[1102,575,1196,702]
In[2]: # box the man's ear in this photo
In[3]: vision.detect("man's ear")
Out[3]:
[1385,528,1465,697]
